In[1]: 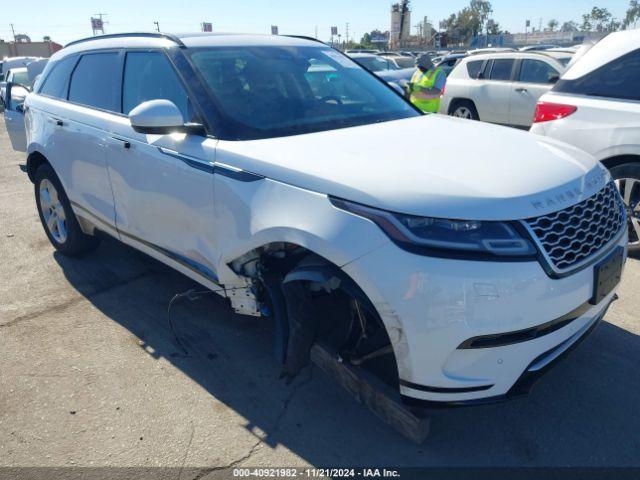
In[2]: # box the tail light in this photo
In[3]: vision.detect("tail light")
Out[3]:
[440,85,446,98]
[533,102,577,123]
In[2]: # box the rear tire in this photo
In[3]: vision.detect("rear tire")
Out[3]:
[609,162,640,255]
[34,163,99,256]
[449,100,479,120]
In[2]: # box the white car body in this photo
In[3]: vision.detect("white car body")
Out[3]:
[530,29,640,250]
[4,33,627,405]
[441,52,571,128]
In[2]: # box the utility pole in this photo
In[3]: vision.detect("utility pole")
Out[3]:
[345,22,350,45]
[314,25,318,39]
[10,23,17,42]
[154,21,160,32]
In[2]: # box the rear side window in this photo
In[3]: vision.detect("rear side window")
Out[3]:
[122,52,192,119]
[519,59,558,84]
[466,60,484,78]
[555,48,640,101]
[489,59,514,81]
[69,53,120,111]
[39,56,77,99]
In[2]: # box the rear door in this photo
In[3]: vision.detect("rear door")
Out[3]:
[473,58,515,124]
[3,82,28,151]
[510,58,560,127]
[43,52,121,231]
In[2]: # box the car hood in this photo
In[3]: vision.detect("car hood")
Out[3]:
[216,115,608,220]
[376,68,414,84]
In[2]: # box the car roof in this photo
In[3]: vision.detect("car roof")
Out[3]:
[347,53,380,58]
[461,51,566,62]
[53,32,324,62]
[562,29,640,80]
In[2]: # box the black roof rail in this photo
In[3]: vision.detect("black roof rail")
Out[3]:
[283,35,328,46]
[65,32,185,49]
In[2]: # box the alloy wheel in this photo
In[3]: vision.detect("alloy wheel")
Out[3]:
[39,179,68,244]
[615,177,640,246]
[453,107,472,119]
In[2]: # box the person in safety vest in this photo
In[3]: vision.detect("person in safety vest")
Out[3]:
[409,54,446,113]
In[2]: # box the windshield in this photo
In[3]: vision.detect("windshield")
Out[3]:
[188,46,419,140]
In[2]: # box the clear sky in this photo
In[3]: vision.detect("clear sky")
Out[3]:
[0,0,632,46]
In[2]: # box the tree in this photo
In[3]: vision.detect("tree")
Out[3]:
[470,0,493,33]
[547,19,559,31]
[360,32,372,46]
[440,0,497,44]
[486,19,502,35]
[560,21,578,32]
[624,0,640,28]
[581,6,620,32]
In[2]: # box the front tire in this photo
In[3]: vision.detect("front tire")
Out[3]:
[34,163,99,256]
[610,162,640,255]
[449,100,479,120]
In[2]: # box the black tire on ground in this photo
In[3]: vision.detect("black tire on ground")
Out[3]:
[449,99,479,121]
[34,163,100,256]
[609,162,640,255]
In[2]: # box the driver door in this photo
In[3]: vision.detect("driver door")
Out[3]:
[3,82,28,152]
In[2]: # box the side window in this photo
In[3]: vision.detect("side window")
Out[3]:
[69,53,120,111]
[39,56,77,99]
[555,48,640,101]
[489,59,514,81]
[466,60,484,79]
[122,52,192,120]
[519,60,558,84]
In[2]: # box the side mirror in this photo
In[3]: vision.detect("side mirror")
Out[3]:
[548,74,560,84]
[129,99,204,135]
[5,82,29,112]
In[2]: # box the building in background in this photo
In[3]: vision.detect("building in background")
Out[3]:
[389,1,411,48]
[0,39,62,58]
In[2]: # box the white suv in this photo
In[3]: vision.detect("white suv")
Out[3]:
[441,51,571,128]
[531,30,640,254]
[4,33,627,406]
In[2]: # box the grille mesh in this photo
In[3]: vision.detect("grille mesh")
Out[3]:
[526,182,625,271]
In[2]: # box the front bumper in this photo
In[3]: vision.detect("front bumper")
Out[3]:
[342,234,627,404]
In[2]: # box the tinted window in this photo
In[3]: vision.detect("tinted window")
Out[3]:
[466,60,484,78]
[519,59,558,84]
[39,56,77,99]
[123,52,193,119]
[69,53,120,111]
[188,46,418,140]
[555,48,640,101]
[489,59,514,81]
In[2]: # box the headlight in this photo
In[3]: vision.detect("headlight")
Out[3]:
[330,197,536,258]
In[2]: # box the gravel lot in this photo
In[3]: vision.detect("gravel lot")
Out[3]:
[1,117,639,470]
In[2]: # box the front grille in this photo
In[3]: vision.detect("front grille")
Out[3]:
[525,181,625,271]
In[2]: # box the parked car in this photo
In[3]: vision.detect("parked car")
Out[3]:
[348,53,414,94]
[4,32,627,406]
[378,53,415,69]
[440,51,569,128]
[467,47,517,55]
[531,29,640,252]
[1,67,29,103]
[434,53,467,76]
[0,56,41,81]
[519,45,559,52]
[345,49,380,54]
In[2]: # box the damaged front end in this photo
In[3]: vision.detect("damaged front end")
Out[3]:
[228,245,398,387]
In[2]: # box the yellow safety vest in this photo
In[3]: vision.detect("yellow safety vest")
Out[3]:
[409,67,443,113]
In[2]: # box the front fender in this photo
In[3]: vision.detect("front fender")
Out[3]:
[214,174,389,284]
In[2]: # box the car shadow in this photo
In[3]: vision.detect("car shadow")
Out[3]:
[53,236,640,467]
